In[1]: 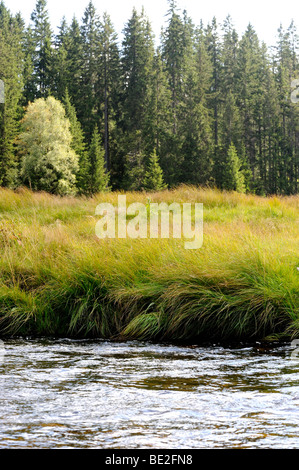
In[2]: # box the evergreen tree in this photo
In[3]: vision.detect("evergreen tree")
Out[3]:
[63,89,90,193]
[121,8,155,141]
[221,143,245,192]
[143,49,172,159]
[161,1,190,184]
[205,17,221,150]
[119,8,155,187]
[63,16,84,112]
[0,2,24,187]
[162,0,186,136]
[236,24,262,187]
[98,12,121,173]
[78,1,101,141]
[219,16,243,152]
[273,23,299,194]
[122,150,145,191]
[88,125,110,193]
[143,149,166,191]
[30,0,53,97]
[51,17,70,101]
[22,25,37,104]
[180,22,213,184]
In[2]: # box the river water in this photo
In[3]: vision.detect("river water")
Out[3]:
[0,338,298,448]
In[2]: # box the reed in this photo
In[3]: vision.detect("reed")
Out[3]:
[0,185,298,343]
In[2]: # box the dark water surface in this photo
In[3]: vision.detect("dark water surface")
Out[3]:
[0,338,298,448]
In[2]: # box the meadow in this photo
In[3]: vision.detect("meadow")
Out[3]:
[0,185,298,343]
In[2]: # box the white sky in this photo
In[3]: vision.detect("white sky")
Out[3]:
[5,0,299,47]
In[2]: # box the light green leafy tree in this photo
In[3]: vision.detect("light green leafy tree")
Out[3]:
[18,96,79,195]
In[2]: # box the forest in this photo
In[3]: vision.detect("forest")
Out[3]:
[0,0,298,196]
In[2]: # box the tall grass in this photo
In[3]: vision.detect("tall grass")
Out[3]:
[0,185,298,343]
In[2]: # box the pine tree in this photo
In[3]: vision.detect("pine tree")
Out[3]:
[98,12,121,173]
[119,8,155,188]
[222,143,245,192]
[143,149,167,191]
[236,24,262,188]
[160,1,190,184]
[51,17,70,101]
[88,125,110,193]
[205,17,221,150]
[273,22,299,194]
[162,0,186,136]
[78,1,101,141]
[63,16,84,113]
[180,21,213,184]
[121,8,155,140]
[30,0,53,98]
[143,49,172,157]
[63,89,90,194]
[122,150,145,191]
[219,16,243,153]
[0,2,24,187]
[22,25,37,104]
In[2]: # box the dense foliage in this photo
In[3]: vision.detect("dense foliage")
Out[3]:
[0,0,298,195]
[18,96,79,195]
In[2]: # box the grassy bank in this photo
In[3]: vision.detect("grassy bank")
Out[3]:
[0,185,298,343]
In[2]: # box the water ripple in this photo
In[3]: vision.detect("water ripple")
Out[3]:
[0,338,298,448]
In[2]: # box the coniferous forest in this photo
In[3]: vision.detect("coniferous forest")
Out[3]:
[0,0,298,196]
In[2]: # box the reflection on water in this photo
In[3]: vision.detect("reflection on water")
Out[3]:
[0,338,298,448]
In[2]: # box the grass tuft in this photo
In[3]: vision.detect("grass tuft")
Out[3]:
[0,185,298,343]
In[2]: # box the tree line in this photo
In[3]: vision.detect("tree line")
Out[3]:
[0,0,298,195]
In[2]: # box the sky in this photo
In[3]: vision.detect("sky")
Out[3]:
[5,0,299,47]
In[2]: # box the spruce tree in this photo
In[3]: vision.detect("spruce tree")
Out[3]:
[79,1,101,141]
[63,16,84,112]
[121,8,155,141]
[0,2,24,187]
[161,1,188,184]
[30,0,53,98]
[98,12,121,173]
[63,89,90,194]
[88,125,110,193]
[51,17,70,101]
[119,8,155,188]
[180,22,213,185]
[122,150,145,191]
[143,49,172,158]
[143,150,167,191]
[222,143,245,192]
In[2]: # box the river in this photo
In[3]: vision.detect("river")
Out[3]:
[0,338,298,448]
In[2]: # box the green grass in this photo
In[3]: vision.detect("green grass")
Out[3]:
[0,185,298,343]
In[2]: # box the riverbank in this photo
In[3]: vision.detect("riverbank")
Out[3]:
[0,186,298,342]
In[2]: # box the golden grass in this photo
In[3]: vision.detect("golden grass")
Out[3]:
[0,185,298,342]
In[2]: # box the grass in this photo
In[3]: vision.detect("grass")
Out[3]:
[0,185,298,343]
